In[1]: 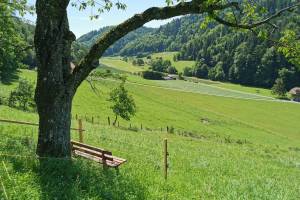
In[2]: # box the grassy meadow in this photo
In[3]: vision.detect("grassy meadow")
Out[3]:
[0,65,300,199]
[99,52,275,98]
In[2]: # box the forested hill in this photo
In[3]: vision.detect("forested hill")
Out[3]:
[76,15,201,56]
[77,0,300,88]
[75,26,155,56]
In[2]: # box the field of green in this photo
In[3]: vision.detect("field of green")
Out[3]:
[100,57,149,73]
[99,53,275,98]
[0,69,299,199]
[151,52,195,73]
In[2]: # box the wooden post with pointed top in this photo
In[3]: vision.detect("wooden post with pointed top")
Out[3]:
[78,119,83,143]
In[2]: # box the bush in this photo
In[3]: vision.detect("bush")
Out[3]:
[8,79,36,111]
[272,78,287,98]
[136,58,145,66]
[194,62,209,78]
[178,72,184,80]
[141,70,163,80]
[167,66,178,74]
[149,58,172,73]
[183,67,193,77]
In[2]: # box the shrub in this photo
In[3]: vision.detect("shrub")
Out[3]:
[194,61,209,78]
[167,66,178,74]
[272,78,287,98]
[136,58,145,66]
[178,72,184,80]
[149,58,172,73]
[8,79,36,111]
[141,70,163,80]
[183,67,193,77]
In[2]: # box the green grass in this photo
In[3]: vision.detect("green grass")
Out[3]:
[99,53,275,98]
[0,69,300,199]
[151,52,195,73]
[100,57,148,73]
[126,76,274,100]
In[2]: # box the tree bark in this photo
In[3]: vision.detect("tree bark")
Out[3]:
[34,0,75,157]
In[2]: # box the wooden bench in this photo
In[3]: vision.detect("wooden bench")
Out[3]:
[71,140,126,170]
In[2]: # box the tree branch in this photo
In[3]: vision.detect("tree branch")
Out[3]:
[71,0,239,87]
[210,2,300,29]
[71,1,299,88]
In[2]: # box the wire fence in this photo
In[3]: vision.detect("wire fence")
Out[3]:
[0,118,237,193]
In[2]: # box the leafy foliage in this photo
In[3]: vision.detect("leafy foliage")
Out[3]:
[149,58,173,73]
[271,78,287,98]
[8,78,35,111]
[132,58,145,66]
[278,30,300,68]
[0,1,35,83]
[141,70,164,80]
[108,79,136,125]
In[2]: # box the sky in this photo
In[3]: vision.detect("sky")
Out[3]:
[25,0,179,38]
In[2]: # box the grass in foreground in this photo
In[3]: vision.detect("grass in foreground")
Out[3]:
[0,120,299,199]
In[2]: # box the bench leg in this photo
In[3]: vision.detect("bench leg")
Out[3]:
[103,163,108,171]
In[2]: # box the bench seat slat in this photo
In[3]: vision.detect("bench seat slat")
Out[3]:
[72,145,126,163]
[74,150,125,167]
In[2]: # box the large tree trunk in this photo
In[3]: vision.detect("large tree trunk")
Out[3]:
[36,94,73,157]
[34,0,75,157]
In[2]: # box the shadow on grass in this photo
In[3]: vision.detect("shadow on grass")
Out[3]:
[0,70,20,85]
[1,134,147,200]
[37,159,147,200]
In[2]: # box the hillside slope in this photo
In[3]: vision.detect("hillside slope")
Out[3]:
[0,69,300,199]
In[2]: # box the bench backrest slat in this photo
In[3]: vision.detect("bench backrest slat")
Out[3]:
[72,146,114,161]
[71,140,112,155]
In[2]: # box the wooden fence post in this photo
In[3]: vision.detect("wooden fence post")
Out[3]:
[75,114,78,120]
[108,116,110,126]
[141,123,143,130]
[78,119,83,143]
[167,126,169,133]
[118,121,119,127]
[163,138,168,180]
[92,116,94,124]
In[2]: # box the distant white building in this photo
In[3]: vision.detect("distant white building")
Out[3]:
[289,87,300,102]
[163,74,177,80]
